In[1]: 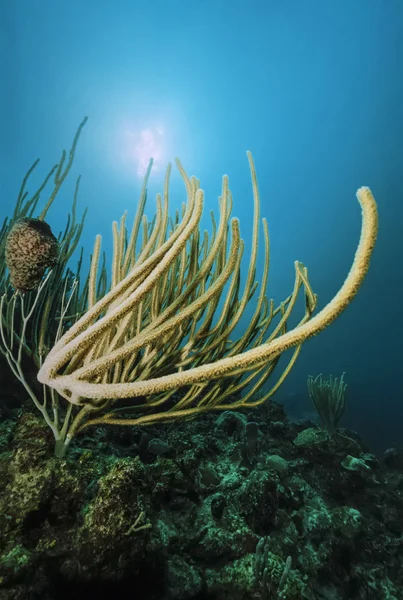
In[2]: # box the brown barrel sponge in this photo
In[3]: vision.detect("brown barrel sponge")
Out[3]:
[5,218,59,292]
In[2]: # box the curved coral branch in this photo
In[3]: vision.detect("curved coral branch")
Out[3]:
[37,155,378,435]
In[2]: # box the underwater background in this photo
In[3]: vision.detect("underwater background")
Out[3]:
[0,0,402,452]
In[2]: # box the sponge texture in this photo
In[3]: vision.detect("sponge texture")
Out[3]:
[5,218,59,292]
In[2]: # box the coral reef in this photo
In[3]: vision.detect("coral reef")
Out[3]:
[0,125,387,599]
[0,402,402,599]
